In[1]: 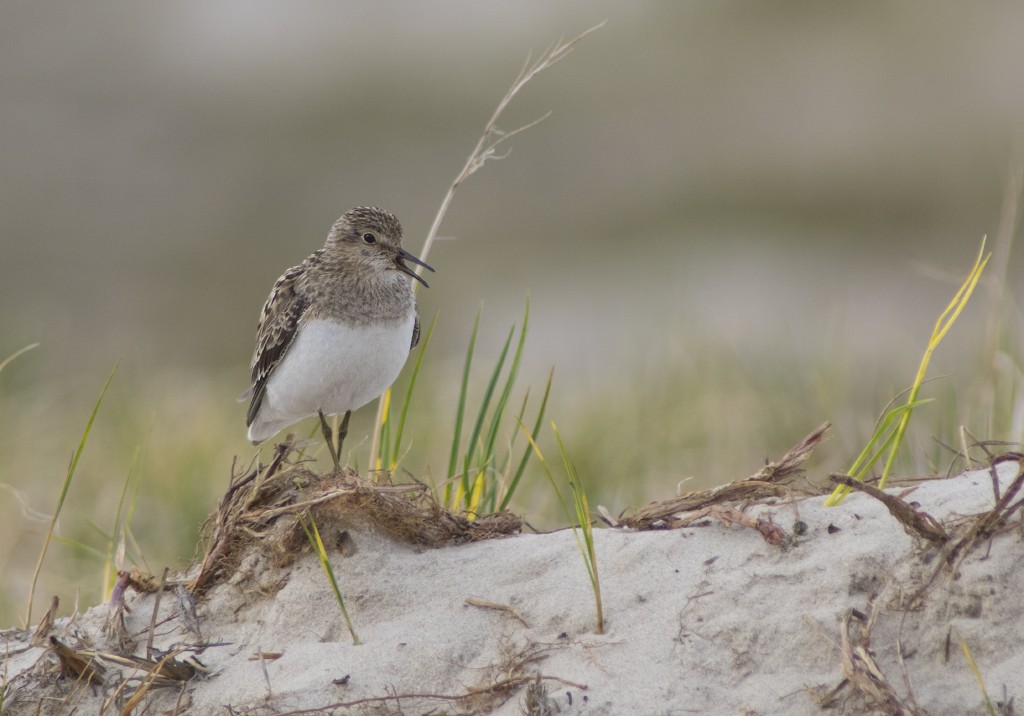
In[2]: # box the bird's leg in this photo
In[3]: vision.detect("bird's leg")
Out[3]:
[318,409,341,472]
[336,410,352,460]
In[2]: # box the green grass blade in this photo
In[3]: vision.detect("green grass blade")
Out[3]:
[845,399,932,478]
[499,367,554,512]
[553,422,603,633]
[299,512,359,645]
[24,361,118,628]
[390,313,437,471]
[486,387,532,513]
[825,400,934,507]
[461,322,516,497]
[446,306,482,503]
[479,297,530,475]
[521,419,603,634]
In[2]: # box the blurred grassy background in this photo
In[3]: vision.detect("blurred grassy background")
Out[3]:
[2,2,1024,625]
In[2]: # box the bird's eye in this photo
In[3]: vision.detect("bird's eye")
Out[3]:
[362,233,376,244]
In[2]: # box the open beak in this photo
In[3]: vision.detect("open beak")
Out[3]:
[395,247,435,288]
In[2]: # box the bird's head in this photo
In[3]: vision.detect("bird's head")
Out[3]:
[326,207,434,287]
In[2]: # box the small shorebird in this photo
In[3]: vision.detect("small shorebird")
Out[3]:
[244,207,433,470]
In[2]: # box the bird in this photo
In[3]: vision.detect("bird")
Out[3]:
[244,206,434,470]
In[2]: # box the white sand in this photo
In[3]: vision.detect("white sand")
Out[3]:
[3,461,1022,714]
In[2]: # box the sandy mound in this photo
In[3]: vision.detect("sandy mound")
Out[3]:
[3,452,1022,715]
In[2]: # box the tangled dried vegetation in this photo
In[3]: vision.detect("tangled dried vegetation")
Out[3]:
[191,436,524,594]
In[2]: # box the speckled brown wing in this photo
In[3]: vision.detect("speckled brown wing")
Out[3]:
[246,263,309,427]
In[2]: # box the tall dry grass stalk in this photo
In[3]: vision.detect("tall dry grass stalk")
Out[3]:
[368,22,605,470]
[978,146,1023,439]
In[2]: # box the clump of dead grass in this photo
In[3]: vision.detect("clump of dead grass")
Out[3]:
[191,437,522,594]
[811,596,927,716]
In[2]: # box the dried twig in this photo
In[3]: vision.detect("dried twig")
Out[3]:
[828,474,948,546]
[668,505,789,546]
[623,422,829,530]
[465,597,530,628]
[911,454,1024,604]
[836,600,924,716]
[49,636,106,687]
[750,421,831,483]
[955,454,1024,551]
[272,674,588,716]
[95,648,205,683]
[31,595,59,646]
[146,567,169,658]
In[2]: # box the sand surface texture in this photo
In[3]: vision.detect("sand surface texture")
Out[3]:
[3,459,1022,715]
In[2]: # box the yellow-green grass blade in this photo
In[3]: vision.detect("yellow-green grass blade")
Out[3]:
[377,388,393,473]
[24,361,118,628]
[826,239,990,505]
[498,367,554,512]
[957,631,997,716]
[466,473,486,519]
[553,422,603,633]
[875,240,989,487]
[389,313,437,472]
[839,399,933,489]
[517,419,572,523]
[519,419,604,634]
[476,297,531,508]
[299,513,359,645]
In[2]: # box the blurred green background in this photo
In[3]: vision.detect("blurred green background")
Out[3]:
[2,2,1023,624]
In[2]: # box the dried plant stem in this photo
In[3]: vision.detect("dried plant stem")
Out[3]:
[274,674,588,715]
[415,21,605,279]
[0,342,39,375]
[368,22,604,469]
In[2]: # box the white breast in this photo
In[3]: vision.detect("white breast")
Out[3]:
[247,314,415,443]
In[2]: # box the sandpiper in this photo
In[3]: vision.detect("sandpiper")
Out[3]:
[244,206,434,470]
